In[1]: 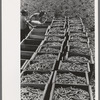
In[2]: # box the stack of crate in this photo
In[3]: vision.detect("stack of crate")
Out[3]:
[20,17,94,100]
[20,21,51,72]
[20,20,60,100]
[20,17,68,100]
[49,17,93,100]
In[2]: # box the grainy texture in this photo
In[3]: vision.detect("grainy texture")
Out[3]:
[56,72,87,85]
[21,0,95,99]
[21,0,95,57]
[68,41,88,48]
[48,31,65,36]
[60,62,88,72]
[49,27,65,32]
[91,85,95,100]
[21,72,50,84]
[21,87,43,100]
[46,36,64,41]
[40,47,60,53]
[67,56,89,63]
[52,22,65,26]
[21,0,94,30]
[69,32,87,37]
[34,54,58,61]
[69,48,90,56]
[69,36,87,42]
[43,42,62,46]
[26,60,55,70]
[53,87,90,100]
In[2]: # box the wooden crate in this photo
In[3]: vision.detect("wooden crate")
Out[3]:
[21,84,48,100]
[27,34,45,40]
[21,59,29,69]
[52,16,66,21]
[31,27,47,34]
[49,84,93,100]
[44,35,65,41]
[51,20,66,28]
[41,40,65,48]
[24,59,57,71]
[68,35,88,43]
[32,52,61,61]
[58,60,90,72]
[68,31,88,37]
[21,39,42,46]
[21,51,34,60]
[67,40,90,49]
[45,26,67,36]
[65,52,91,63]
[37,45,63,53]
[21,59,29,72]
[21,44,38,52]
[67,45,91,58]
[21,70,53,85]
[52,70,89,85]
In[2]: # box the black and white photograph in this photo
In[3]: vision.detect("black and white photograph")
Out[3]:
[20,0,96,100]
[2,0,99,100]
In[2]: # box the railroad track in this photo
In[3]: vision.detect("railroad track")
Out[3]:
[20,16,94,100]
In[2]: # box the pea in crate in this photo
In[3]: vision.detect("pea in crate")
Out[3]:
[45,27,67,36]
[69,27,84,33]
[49,84,93,100]
[24,59,57,71]
[37,45,63,53]
[58,60,90,72]
[69,20,82,24]
[31,52,62,61]
[21,70,53,84]
[68,35,89,43]
[52,70,89,85]
[21,84,48,100]
[44,35,66,42]
[68,31,88,37]
[66,51,94,64]
[42,40,65,47]
[51,20,66,28]
[67,46,91,58]
[67,40,89,49]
